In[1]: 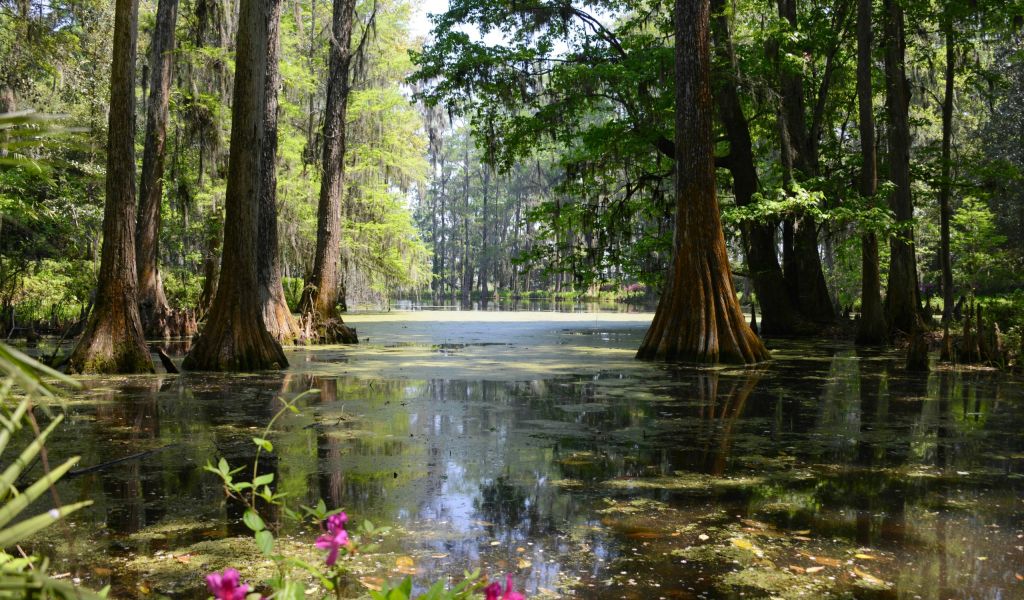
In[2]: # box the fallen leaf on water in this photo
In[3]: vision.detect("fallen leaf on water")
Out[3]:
[431,553,449,559]
[1015,573,1023,581]
[788,565,806,573]
[627,531,663,539]
[490,541,501,546]
[516,547,526,553]
[395,556,417,574]
[793,530,811,535]
[698,534,710,541]
[93,567,112,577]
[854,553,876,560]
[730,538,764,557]
[853,566,887,586]
[517,558,532,569]
[359,577,384,591]
[793,536,813,542]
[805,566,825,574]
[174,554,191,563]
[812,556,842,567]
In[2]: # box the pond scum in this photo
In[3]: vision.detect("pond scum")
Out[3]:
[5,316,1024,599]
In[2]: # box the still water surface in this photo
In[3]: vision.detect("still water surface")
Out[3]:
[25,312,1024,599]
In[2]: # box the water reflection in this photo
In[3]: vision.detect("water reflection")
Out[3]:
[23,344,1024,599]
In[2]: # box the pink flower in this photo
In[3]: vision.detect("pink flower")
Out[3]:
[205,568,251,600]
[315,512,350,566]
[484,574,525,600]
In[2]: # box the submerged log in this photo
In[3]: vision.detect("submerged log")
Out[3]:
[156,346,179,373]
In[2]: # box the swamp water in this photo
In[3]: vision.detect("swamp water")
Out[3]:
[23,312,1024,599]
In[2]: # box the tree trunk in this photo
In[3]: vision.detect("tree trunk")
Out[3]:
[137,0,184,339]
[461,146,472,309]
[480,164,490,309]
[775,0,835,325]
[710,0,808,336]
[183,0,288,371]
[297,0,358,343]
[636,0,769,364]
[257,0,299,344]
[939,16,955,325]
[67,0,153,374]
[429,157,439,304]
[882,0,923,334]
[855,0,888,345]
[197,220,221,317]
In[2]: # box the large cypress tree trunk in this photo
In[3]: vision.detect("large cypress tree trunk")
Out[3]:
[855,0,888,345]
[710,0,808,336]
[67,0,153,374]
[297,0,358,344]
[636,0,769,364]
[882,0,923,334]
[136,0,180,338]
[182,0,287,371]
[257,0,299,344]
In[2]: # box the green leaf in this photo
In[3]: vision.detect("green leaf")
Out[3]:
[253,473,274,487]
[0,400,29,459]
[0,456,79,529]
[0,500,92,548]
[252,437,273,452]
[0,415,64,503]
[255,529,274,556]
[243,509,265,532]
[218,458,230,474]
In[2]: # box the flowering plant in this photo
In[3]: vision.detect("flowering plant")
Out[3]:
[204,391,525,600]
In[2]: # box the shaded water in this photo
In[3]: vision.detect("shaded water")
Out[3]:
[20,313,1024,599]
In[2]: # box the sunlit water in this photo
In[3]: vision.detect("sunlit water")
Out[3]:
[20,312,1024,599]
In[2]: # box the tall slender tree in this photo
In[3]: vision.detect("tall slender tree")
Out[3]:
[258,0,300,344]
[882,0,924,334]
[938,11,956,324]
[636,0,769,364]
[710,0,809,336]
[182,0,288,371]
[66,0,152,374]
[856,0,888,345]
[297,0,358,343]
[774,0,842,325]
[136,0,179,337]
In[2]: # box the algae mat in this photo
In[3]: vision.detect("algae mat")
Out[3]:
[293,311,659,380]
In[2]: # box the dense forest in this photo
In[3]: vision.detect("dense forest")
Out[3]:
[1,0,1024,368]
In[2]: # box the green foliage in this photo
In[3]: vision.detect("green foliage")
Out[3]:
[951,197,1010,292]
[0,344,105,598]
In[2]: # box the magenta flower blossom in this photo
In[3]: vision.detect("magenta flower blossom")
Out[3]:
[315,512,350,566]
[484,574,525,600]
[206,568,251,600]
